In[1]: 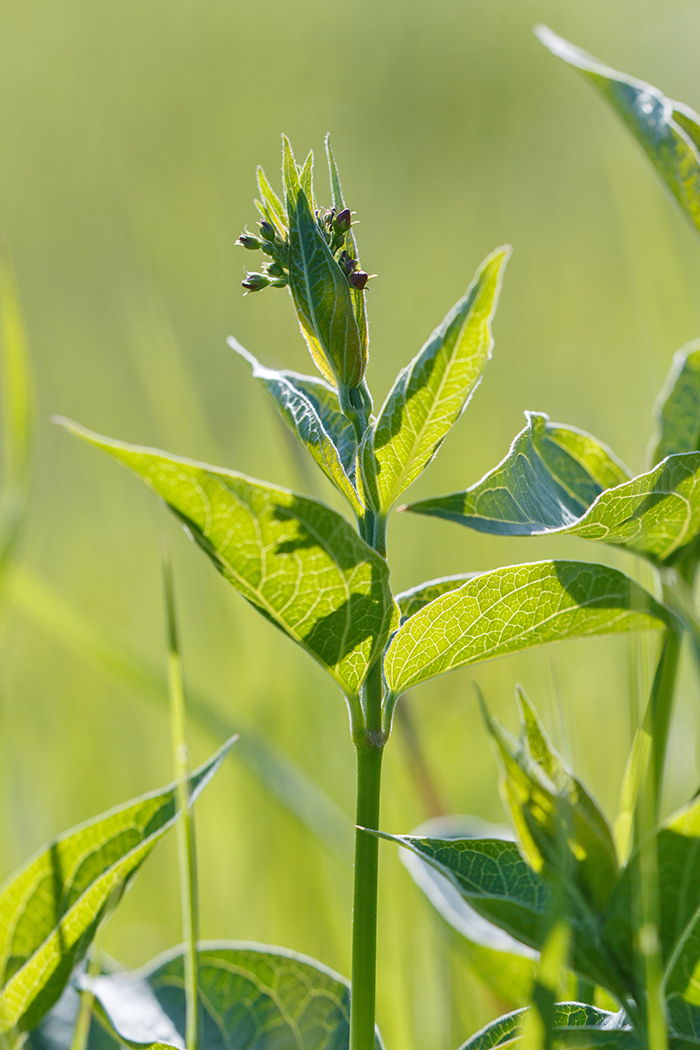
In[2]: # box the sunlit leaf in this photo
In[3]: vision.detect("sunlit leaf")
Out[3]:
[536,26,700,238]
[89,942,384,1050]
[653,341,700,464]
[395,574,480,623]
[57,420,398,697]
[400,816,537,1007]
[484,689,618,912]
[229,338,362,513]
[384,561,670,694]
[283,137,367,390]
[457,1003,637,1050]
[375,832,626,996]
[0,742,233,1036]
[360,247,510,514]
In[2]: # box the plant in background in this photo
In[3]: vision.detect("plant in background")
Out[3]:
[4,23,700,1050]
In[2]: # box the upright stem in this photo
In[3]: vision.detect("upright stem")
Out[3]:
[647,624,682,821]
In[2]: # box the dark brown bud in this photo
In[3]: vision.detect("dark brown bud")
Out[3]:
[334,208,352,233]
[259,220,277,241]
[237,232,261,250]
[348,271,369,290]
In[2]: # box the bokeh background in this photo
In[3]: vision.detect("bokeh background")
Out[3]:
[3,1,700,1046]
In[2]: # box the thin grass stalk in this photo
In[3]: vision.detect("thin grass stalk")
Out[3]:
[162,545,199,1050]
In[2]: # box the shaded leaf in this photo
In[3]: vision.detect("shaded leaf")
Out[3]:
[361,247,510,514]
[653,340,700,464]
[384,561,670,694]
[283,138,366,390]
[374,832,625,995]
[409,419,700,567]
[0,742,233,1036]
[484,689,618,912]
[229,339,362,513]
[400,815,537,1007]
[536,26,700,238]
[407,412,628,534]
[89,942,383,1050]
[57,420,398,697]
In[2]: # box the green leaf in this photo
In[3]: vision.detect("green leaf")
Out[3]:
[408,418,700,567]
[0,741,233,1037]
[324,134,368,364]
[407,412,628,534]
[374,832,623,995]
[605,792,700,1003]
[395,574,480,623]
[57,420,398,698]
[457,1005,632,1050]
[360,246,510,514]
[229,338,362,513]
[255,165,287,237]
[400,816,537,1007]
[536,26,700,238]
[384,561,671,694]
[484,689,618,913]
[653,341,700,464]
[283,137,367,390]
[89,942,384,1049]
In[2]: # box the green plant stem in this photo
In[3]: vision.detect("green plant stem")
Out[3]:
[163,550,200,1050]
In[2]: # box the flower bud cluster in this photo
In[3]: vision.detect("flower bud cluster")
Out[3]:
[316,207,370,291]
[236,218,291,293]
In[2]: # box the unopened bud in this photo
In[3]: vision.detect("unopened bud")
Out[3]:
[267,261,285,277]
[348,270,369,290]
[334,208,352,233]
[242,272,270,292]
[339,251,356,276]
[259,220,277,241]
[237,232,261,250]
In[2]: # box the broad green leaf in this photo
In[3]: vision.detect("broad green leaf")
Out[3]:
[384,561,670,694]
[255,165,287,237]
[395,573,480,623]
[407,412,628,535]
[457,1004,626,1050]
[605,792,700,1003]
[536,26,700,238]
[400,816,537,1007]
[0,256,33,585]
[360,246,510,514]
[484,690,618,912]
[89,942,383,1049]
[374,832,625,995]
[229,338,362,513]
[57,420,398,697]
[27,981,119,1050]
[283,138,366,390]
[409,424,700,567]
[0,741,233,1036]
[324,135,368,364]
[667,997,700,1043]
[653,341,700,464]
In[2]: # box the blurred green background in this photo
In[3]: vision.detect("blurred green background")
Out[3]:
[2,0,700,1046]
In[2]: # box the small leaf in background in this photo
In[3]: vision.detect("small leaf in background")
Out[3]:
[482,688,618,913]
[283,138,367,390]
[384,561,670,694]
[406,412,628,535]
[400,815,537,1008]
[536,26,700,238]
[0,741,233,1037]
[457,1003,636,1050]
[229,339,362,513]
[360,247,510,514]
[57,421,398,698]
[89,943,384,1050]
[653,340,700,464]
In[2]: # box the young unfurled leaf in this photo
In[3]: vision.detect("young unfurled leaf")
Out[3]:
[0,741,233,1037]
[360,247,510,514]
[407,412,628,534]
[536,26,700,238]
[283,138,368,390]
[606,791,700,1006]
[57,420,398,697]
[482,689,618,913]
[408,418,700,567]
[653,341,700,464]
[400,815,538,1007]
[229,339,362,514]
[88,942,384,1050]
[374,832,626,996]
[457,1003,636,1050]
[384,561,670,694]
